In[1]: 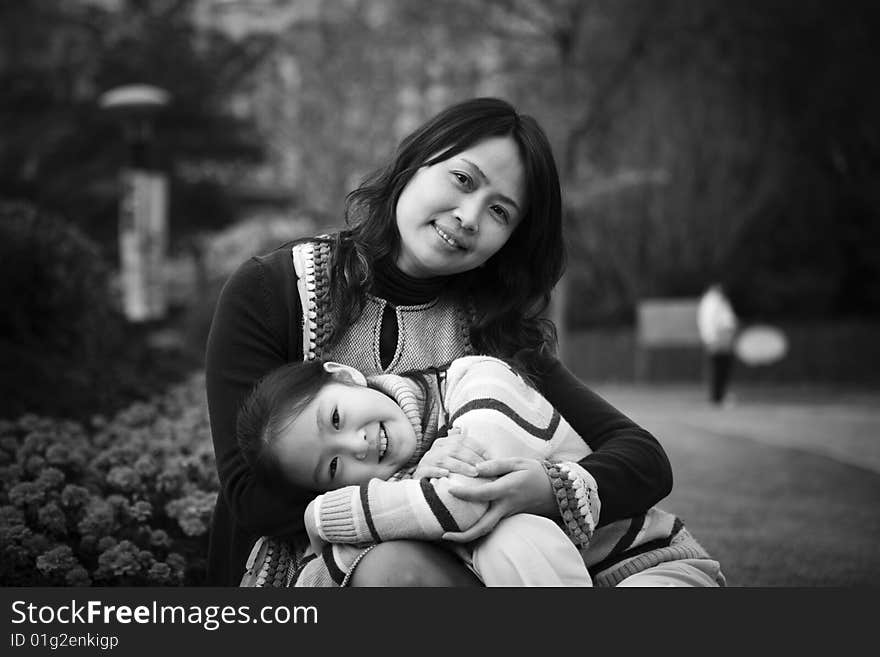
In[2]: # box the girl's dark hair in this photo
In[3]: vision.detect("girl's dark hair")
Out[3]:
[327,97,565,372]
[237,360,333,495]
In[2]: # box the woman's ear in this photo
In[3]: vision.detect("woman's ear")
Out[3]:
[322,362,368,387]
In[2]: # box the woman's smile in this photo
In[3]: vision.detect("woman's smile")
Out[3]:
[431,222,469,251]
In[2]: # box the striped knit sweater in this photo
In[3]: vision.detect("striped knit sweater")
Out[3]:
[294,356,720,587]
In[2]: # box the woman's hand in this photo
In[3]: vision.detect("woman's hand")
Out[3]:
[412,427,489,480]
[440,457,556,543]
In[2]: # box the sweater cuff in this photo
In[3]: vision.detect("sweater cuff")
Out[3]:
[315,487,369,543]
[542,460,601,548]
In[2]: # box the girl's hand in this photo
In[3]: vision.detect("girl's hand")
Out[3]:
[412,427,489,480]
[440,457,555,543]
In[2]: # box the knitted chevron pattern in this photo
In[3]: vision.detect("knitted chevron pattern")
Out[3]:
[291,240,473,376]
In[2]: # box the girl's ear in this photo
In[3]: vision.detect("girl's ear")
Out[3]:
[322,362,368,387]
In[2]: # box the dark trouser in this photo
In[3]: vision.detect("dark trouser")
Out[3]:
[709,352,734,404]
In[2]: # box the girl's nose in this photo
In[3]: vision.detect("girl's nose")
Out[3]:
[338,431,368,460]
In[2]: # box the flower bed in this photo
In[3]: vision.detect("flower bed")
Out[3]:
[0,373,217,586]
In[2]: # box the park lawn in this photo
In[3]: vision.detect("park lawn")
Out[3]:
[594,384,880,587]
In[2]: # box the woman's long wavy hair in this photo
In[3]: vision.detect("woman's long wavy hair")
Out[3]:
[325,97,565,372]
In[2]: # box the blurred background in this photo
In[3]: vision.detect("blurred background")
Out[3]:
[1,0,878,586]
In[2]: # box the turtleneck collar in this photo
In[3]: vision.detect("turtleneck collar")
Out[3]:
[367,372,442,474]
[372,256,449,305]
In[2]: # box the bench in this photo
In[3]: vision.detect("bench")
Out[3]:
[634,298,702,381]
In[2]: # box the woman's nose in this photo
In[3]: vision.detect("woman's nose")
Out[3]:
[455,200,480,232]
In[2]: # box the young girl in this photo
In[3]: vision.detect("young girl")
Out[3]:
[206,97,674,586]
[236,357,723,587]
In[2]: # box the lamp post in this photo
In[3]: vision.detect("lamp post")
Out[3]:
[98,84,171,322]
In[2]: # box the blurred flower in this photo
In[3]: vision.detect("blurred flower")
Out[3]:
[8,481,46,508]
[96,540,143,578]
[37,502,68,537]
[147,562,173,585]
[66,566,92,587]
[36,545,79,578]
[166,552,186,582]
[129,500,152,522]
[134,455,158,478]
[165,491,217,537]
[1,373,219,586]
[106,466,141,493]
[24,455,46,477]
[36,467,66,491]
[149,529,171,548]
[77,498,116,537]
[0,505,25,526]
[97,536,117,552]
[60,484,91,511]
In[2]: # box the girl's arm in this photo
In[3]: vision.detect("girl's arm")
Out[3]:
[205,251,307,537]
[530,354,673,524]
[305,474,490,548]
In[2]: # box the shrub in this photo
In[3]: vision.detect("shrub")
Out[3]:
[0,200,130,419]
[0,200,122,359]
[0,200,202,421]
[0,373,218,586]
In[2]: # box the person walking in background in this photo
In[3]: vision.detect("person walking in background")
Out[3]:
[697,283,739,405]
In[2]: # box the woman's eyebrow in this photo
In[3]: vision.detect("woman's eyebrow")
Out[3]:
[460,158,520,212]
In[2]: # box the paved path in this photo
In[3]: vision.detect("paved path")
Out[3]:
[591,383,880,586]
[595,384,880,474]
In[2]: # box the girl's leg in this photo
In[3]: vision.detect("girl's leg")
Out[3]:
[471,514,592,587]
[348,540,482,587]
[616,559,724,587]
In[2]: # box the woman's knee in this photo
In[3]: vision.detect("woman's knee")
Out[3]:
[349,541,481,587]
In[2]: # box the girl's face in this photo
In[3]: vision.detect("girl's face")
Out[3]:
[273,382,418,491]
[394,136,525,278]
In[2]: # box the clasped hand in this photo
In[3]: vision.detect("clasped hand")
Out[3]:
[413,428,554,544]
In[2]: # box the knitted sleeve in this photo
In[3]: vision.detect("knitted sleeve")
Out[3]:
[527,354,674,525]
[541,460,601,548]
[309,475,489,545]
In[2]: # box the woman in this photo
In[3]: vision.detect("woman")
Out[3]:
[205,97,674,586]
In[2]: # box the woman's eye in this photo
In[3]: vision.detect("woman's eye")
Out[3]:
[328,457,338,479]
[452,171,472,189]
[331,408,340,429]
[491,205,510,224]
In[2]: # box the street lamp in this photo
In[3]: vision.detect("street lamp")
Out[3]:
[99,84,171,322]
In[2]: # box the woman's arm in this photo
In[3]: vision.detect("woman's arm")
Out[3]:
[205,250,307,537]
[530,354,673,524]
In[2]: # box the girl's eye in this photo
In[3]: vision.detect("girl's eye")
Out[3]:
[328,457,338,479]
[331,408,340,429]
[452,171,473,190]
[491,205,510,224]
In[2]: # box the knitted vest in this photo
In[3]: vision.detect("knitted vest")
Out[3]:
[292,240,473,375]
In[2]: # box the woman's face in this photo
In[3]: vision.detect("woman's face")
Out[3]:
[394,136,525,278]
[272,382,418,491]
